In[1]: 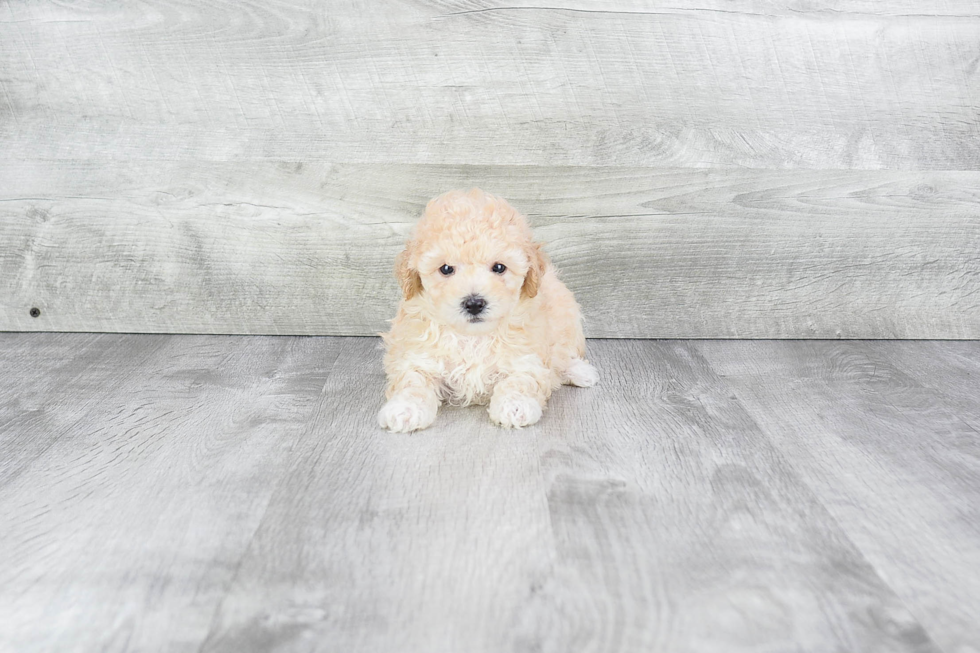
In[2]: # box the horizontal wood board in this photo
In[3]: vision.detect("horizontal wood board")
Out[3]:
[2,1,979,337]
[2,161,978,337]
[2,0,979,168]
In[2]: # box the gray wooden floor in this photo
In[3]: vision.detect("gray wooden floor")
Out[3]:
[1,334,978,653]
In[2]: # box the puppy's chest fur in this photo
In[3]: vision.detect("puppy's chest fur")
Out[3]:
[433,334,504,406]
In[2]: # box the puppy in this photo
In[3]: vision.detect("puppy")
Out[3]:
[378,189,598,432]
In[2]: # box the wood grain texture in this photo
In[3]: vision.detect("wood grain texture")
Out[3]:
[696,340,980,653]
[200,338,560,653]
[0,334,168,489]
[3,0,979,338]
[858,340,980,433]
[514,339,937,653]
[5,334,973,652]
[3,161,979,338]
[0,333,341,652]
[2,0,979,168]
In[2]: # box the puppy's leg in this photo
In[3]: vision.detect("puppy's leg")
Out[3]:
[543,280,598,387]
[488,372,549,428]
[378,372,440,433]
[562,358,599,387]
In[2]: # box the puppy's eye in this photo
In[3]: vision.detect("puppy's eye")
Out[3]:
[491,263,507,274]
[439,264,455,276]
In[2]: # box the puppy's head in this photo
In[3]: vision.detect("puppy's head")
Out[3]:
[396,188,547,334]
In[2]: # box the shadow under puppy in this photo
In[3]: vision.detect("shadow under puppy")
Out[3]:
[379,188,598,432]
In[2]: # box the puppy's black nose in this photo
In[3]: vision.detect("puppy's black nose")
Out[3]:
[462,295,487,316]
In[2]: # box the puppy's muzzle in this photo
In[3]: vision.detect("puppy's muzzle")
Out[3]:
[462,294,487,317]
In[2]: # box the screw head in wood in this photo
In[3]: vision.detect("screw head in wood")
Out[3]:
[30,307,41,318]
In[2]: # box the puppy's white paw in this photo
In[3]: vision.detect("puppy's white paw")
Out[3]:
[488,394,543,428]
[563,359,599,387]
[378,395,436,433]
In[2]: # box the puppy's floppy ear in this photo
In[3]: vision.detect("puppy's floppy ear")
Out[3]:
[395,245,423,300]
[521,242,549,299]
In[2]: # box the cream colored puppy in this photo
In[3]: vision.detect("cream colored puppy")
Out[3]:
[379,188,598,432]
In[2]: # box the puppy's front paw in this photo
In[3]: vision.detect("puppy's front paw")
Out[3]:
[563,358,599,387]
[378,395,436,433]
[488,394,543,428]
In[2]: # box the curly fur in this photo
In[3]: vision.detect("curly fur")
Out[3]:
[379,188,598,432]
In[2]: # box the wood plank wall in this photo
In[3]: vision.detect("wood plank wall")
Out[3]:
[2,1,978,337]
